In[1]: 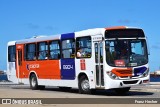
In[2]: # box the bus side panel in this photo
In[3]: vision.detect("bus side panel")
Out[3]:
[7,42,18,83]
[16,43,61,80]
[7,62,17,83]
[38,60,61,79]
[61,59,75,80]
[60,33,76,80]
[20,60,61,79]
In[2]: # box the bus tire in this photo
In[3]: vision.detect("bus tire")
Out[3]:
[78,76,91,94]
[30,74,38,90]
[114,87,130,95]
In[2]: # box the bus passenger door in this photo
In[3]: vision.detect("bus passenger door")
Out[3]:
[16,45,23,83]
[94,42,104,88]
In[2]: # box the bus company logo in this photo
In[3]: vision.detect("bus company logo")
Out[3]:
[63,65,74,70]
[26,64,40,70]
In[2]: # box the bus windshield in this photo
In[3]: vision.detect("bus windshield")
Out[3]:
[105,39,148,67]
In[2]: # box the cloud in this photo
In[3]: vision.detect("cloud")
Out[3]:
[26,23,39,29]
[118,19,131,24]
[118,19,138,24]
[26,23,58,31]
[151,45,160,50]
[45,26,54,30]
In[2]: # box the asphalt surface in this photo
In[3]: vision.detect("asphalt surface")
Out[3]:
[0,82,160,98]
[0,82,160,107]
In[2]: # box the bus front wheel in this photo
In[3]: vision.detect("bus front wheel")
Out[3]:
[78,76,91,94]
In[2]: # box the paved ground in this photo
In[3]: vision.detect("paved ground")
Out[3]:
[0,82,160,107]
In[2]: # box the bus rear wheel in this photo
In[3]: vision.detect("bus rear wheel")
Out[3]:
[78,76,91,94]
[30,74,45,90]
[30,74,39,90]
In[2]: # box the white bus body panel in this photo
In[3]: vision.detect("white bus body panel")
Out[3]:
[7,41,19,83]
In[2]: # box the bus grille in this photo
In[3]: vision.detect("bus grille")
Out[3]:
[123,80,138,84]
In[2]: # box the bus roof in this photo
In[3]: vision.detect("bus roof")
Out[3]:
[15,28,106,44]
[75,28,105,37]
[8,26,143,45]
[16,34,60,44]
[8,41,16,46]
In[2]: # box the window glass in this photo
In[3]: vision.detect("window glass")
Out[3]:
[105,39,148,67]
[100,43,103,63]
[49,40,60,59]
[95,43,98,63]
[37,42,48,60]
[26,43,36,60]
[76,36,91,58]
[62,39,75,58]
[8,45,16,62]
[131,41,143,55]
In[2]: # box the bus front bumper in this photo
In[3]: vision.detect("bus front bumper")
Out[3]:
[105,75,150,89]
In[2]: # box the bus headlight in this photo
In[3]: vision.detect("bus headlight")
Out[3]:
[142,68,149,77]
[106,71,118,79]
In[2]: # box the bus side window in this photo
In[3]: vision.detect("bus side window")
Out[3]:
[76,36,91,58]
[62,39,75,58]
[8,45,16,62]
[49,40,60,59]
[26,43,36,61]
[37,42,48,60]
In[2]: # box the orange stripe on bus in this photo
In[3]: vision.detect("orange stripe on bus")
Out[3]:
[111,68,132,77]
[105,26,126,30]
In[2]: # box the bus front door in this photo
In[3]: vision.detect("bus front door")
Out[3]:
[94,42,104,88]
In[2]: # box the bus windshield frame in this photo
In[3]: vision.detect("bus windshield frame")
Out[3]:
[105,29,148,67]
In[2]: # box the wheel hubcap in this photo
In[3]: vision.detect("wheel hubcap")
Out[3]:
[81,80,90,91]
[31,77,36,87]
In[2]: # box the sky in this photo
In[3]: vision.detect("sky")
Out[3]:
[0,0,160,72]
